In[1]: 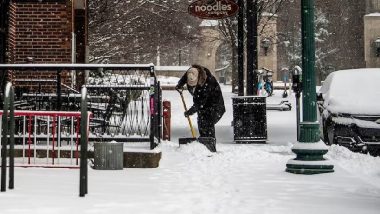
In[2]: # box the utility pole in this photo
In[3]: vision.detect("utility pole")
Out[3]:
[233,0,266,144]
[286,0,334,174]
[246,0,258,95]
[237,0,244,96]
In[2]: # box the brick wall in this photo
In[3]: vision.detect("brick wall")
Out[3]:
[8,0,72,91]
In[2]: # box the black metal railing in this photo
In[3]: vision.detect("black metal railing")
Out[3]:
[0,64,161,149]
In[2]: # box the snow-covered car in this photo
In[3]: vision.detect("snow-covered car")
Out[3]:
[317,68,380,155]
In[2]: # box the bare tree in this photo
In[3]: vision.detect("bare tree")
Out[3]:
[217,0,288,92]
[277,0,366,83]
[88,0,200,65]
[281,9,337,75]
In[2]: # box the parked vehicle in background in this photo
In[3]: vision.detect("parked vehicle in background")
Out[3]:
[317,69,380,156]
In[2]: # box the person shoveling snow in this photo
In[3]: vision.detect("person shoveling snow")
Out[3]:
[175,64,225,152]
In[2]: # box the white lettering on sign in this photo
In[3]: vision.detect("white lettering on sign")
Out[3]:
[194,2,232,13]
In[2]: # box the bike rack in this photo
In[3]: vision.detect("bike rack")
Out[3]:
[1,82,90,197]
[1,82,15,192]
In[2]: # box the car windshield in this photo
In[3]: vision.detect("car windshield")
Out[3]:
[320,69,380,115]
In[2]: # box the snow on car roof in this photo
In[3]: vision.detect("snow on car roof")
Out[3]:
[320,68,380,115]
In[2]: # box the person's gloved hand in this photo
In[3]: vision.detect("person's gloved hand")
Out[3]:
[175,85,183,93]
[184,106,196,117]
[184,111,191,117]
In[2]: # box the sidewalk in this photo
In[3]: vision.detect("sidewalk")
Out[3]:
[0,85,379,214]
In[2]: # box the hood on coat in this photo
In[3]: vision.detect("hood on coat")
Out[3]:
[191,64,208,87]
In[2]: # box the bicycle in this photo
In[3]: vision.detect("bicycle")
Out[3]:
[258,68,274,97]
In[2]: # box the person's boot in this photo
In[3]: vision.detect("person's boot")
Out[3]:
[198,137,216,152]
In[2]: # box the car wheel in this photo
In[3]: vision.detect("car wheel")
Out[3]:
[367,146,380,157]
[321,119,329,144]
[322,126,329,145]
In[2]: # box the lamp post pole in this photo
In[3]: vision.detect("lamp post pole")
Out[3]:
[237,0,244,96]
[286,0,334,174]
[246,0,258,96]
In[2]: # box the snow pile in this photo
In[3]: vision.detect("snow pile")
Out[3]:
[176,142,214,157]
[327,145,380,188]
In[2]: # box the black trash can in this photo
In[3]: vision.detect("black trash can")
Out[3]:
[232,96,267,143]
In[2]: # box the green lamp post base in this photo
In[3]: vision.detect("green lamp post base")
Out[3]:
[286,140,334,175]
[286,159,334,174]
[286,168,334,174]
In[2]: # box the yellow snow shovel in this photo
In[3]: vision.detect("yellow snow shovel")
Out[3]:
[178,90,197,138]
[177,89,216,152]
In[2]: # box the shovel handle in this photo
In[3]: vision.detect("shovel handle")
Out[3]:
[178,91,196,138]
[176,87,183,94]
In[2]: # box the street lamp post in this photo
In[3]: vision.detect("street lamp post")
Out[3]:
[261,38,271,56]
[286,0,334,174]
[237,0,244,96]
[246,0,258,96]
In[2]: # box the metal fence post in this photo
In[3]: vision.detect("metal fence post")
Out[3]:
[8,85,14,189]
[157,81,161,145]
[57,70,62,110]
[149,65,156,150]
[1,83,9,192]
[1,82,14,192]
[79,86,88,197]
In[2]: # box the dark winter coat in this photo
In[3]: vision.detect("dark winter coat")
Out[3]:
[177,65,225,124]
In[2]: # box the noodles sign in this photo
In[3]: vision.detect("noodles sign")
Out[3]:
[188,0,239,19]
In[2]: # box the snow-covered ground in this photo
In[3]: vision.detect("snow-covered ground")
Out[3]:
[1,85,380,214]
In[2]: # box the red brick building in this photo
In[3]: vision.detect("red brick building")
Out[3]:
[1,0,87,91]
